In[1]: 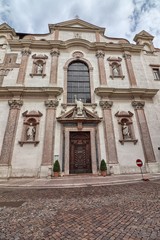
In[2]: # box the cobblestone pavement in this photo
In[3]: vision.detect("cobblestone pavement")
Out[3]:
[0,180,160,240]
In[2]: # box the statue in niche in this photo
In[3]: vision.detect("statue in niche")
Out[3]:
[74,95,84,116]
[112,65,119,76]
[122,122,130,139]
[36,63,43,74]
[26,123,36,141]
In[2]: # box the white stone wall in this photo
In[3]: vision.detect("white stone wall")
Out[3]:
[59,30,96,42]
[112,100,145,172]
[11,100,46,177]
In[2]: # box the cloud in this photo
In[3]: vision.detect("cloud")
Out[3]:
[129,0,160,46]
[0,0,159,47]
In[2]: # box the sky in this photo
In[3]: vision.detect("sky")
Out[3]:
[0,0,160,47]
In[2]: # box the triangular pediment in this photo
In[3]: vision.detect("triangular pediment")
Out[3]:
[134,30,154,42]
[49,18,105,34]
[57,106,101,124]
[0,23,16,36]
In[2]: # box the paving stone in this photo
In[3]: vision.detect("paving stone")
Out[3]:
[0,181,159,240]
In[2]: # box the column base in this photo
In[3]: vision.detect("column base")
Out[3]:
[0,165,12,178]
[146,162,160,173]
[40,165,52,178]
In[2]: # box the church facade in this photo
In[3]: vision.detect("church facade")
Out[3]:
[0,18,160,178]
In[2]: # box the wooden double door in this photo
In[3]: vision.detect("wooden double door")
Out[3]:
[69,132,92,174]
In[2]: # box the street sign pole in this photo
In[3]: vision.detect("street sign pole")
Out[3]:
[136,159,144,180]
[140,165,144,180]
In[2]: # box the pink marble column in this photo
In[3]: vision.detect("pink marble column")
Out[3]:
[17,48,31,84]
[132,101,156,162]
[0,100,23,165]
[96,50,107,85]
[123,52,137,86]
[50,49,60,84]
[100,101,118,164]
[42,99,59,165]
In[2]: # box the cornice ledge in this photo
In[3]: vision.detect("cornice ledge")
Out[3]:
[0,86,63,98]
[95,87,159,99]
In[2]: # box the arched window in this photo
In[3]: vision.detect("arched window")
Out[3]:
[67,61,91,103]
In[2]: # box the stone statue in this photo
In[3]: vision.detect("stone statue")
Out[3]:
[37,63,43,74]
[113,65,119,76]
[74,95,84,116]
[26,123,36,141]
[122,122,130,139]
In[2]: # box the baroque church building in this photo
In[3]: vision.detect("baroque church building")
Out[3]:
[0,18,160,178]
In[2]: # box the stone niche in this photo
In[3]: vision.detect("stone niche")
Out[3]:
[115,111,138,145]
[19,110,43,146]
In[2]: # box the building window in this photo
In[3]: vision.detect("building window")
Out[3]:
[153,68,160,80]
[67,61,91,103]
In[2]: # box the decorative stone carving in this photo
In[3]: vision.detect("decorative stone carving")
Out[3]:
[96,50,105,58]
[50,48,60,57]
[74,32,82,38]
[21,48,31,56]
[91,103,97,114]
[123,51,131,60]
[99,101,113,109]
[132,101,145,109]
[72,51,84,59]
[8,100,23,109]
[0,68,12,76]
[45,99,59,109]
[61,103,67,114]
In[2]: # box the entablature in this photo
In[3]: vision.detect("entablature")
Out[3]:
[0,86,63,99]
[8,39,143,53]
[95,87,159,99]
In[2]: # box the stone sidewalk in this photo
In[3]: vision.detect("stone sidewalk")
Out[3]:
[0,180,160,240]
[0,173,160,188]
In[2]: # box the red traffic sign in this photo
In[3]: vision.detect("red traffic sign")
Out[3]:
[136,159,143,167]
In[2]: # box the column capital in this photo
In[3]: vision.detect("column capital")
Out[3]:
[123,51,131,60]
[132,101,145,109]
[21,48,31,56]
[45,99,59,109]
[99,100,113,109]
[50,48,60,57]
[96,50,105,58]
[8,100,23,109]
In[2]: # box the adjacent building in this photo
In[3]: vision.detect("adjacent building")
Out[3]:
[0,18,160,178]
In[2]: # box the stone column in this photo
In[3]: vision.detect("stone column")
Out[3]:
[50,49,60,84]
[96,50,107,85]
[99,101,118,164]
[0,100,23,165]
[17,48,31,84]
[123,52,137,86]
[132,101,156,162]
[42,99,59,166]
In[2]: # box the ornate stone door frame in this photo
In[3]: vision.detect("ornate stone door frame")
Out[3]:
[63,127,97,175]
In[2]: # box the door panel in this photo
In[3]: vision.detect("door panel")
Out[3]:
[70,132,92,174]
